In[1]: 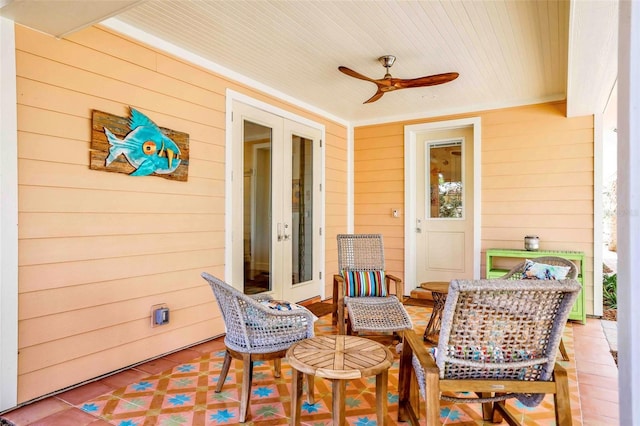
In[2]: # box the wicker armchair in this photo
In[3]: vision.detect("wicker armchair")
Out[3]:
[499,256,578,361]
[332,234,412,336]
[398,279,581,426]
[201,272,315,423]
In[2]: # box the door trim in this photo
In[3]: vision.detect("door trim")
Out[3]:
[225,89,326,299]
[404,117,482,292]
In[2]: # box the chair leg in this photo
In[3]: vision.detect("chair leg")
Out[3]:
[215,350,232,393]
[338,303,346,334]
[332,276,339,326]
[425,367,440,426]
[480,394,493,421]
[239,353,253,423]
[559,338,570,361]
[346,316,353,335]
[273,358,281,378]
[493,401,520,426]
[554,363,573,425]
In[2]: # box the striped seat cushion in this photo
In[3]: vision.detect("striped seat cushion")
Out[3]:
[342,270,388,297]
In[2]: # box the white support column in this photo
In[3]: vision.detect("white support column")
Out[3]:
[617,1,640,422]
[0,17,19,411]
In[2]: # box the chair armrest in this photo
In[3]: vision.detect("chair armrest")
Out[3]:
[244,301,316,332]
[333,274,344,303]
[404,329,437,371]
[398,329,438,423]
[386,273,405,299]
[249,294,272,302]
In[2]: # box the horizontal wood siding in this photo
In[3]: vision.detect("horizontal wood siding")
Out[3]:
[353,124,406,278]
[353,102,594,313]
[324,125,348,298]
[15,24,347,402]
[480,103,594,312]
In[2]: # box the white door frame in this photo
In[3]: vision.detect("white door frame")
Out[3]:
[404,117,482,291]
[225,89,326,300]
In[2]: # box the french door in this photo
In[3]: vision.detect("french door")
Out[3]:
[231,101,322,302]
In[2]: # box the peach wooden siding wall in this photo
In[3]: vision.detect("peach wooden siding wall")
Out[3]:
[324,125,349,297]
[15,24,347,403]
[353,102,595,312]
[352,124,406,280]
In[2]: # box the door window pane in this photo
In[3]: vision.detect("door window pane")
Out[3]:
[428,141,463,218]
[291,135,313,285]
[243,121,272,294]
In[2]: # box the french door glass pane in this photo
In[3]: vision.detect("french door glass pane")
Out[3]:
[428,141,463,218]
[291,135,313,285]
[243,121,272,294]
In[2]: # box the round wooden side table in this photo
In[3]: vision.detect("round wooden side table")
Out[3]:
[287,334,394,426]
[420,282,450,344]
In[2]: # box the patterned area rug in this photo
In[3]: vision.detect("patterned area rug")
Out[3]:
[80,306,582,425]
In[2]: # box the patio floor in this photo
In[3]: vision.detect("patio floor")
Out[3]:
[1,304,619,425]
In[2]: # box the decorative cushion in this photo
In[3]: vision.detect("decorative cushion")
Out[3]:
[260,299,295,310]
[342,270,388,297]
[522,259,570,280]
[445,345,537,363]
[258,299,319,321]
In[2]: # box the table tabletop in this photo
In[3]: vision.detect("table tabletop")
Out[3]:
[419,281,450,294]
[287,335,393,380]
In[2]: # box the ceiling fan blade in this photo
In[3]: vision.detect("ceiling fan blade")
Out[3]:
[395,72,459,88]
[340,59,459,104]
[363,90,384,104]
[338,66,376,82]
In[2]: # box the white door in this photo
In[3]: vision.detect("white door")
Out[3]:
[232,101,322,302]
[415,127,475,283]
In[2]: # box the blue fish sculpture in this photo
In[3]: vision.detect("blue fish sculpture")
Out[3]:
[104,108,181,176]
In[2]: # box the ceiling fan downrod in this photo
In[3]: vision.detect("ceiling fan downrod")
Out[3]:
[379,55,396,79]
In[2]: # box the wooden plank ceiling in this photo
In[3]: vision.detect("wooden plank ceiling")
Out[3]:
[1,0,618,124]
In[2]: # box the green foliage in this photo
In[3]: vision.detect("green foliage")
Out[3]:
[603,273,617,309]
[438,182,463,218]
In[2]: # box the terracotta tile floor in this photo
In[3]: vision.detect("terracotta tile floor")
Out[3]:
[0,306,618,425]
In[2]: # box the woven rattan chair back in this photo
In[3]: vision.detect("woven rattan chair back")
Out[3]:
[337,233,385,272]
[437,279,581,406]
[202,272,314,353]
[500,256,578,280]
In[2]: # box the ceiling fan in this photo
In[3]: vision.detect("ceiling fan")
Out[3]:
[338,55,459,104]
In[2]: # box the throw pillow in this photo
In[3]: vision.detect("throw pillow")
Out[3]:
[522,259,571,280]
[260,299,295,310]
[342,270,388,297]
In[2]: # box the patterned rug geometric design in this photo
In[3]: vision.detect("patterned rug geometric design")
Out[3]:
[79,305,582,425]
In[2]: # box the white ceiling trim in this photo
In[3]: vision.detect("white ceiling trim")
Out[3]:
[352,93,566,127]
